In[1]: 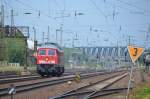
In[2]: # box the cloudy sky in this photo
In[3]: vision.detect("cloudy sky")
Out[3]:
[2,0,150,48]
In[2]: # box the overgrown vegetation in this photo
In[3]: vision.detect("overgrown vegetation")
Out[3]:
[0,66,24,75]
[6,38,26,65]
[130,83,150,99]
[0,31,27,66]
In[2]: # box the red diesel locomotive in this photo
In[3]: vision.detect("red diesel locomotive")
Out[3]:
[36,43,64,76]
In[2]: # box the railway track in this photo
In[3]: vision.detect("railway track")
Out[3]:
[0,75,41,84]
[0,70,106,84]
[0,74,18,79]
[0,71,121,97]
[0,72,77,84]
[50,73,128,99]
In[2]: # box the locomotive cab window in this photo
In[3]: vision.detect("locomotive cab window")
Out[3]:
[48,49,55,55]
[39,50,46,55]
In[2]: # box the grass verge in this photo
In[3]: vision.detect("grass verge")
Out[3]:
[0,66,24,75]
[130,83,150,99]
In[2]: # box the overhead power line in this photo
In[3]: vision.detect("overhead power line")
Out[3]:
[15,0,39,12]
[4,0,13,9]
[53,0,62,10]
[89,0,107,18]
[14,0,56,20]
[116,0,150,14]
[106,0,150,17]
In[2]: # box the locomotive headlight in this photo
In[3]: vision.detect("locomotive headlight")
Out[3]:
[45,58,48,61]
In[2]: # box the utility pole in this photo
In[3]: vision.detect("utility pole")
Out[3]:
[56,29,58,44]
[42,32,45,44]
[0,4,4,27]
[47,26,50,42]
[33,27,37,51]
[117,41,121,68]
[129,35,131,45]
[10,9,14,36]
[60,25,63,46]
[11,9,14,27]
[45,26,50,43]
[56,25,63,46]
[72,37,74,48]
[0,4,4,38]
[145,24,150,47]
[33,27,36,41]
[127,35,135,46]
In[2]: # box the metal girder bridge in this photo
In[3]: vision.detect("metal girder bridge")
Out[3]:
[77,46,128,57]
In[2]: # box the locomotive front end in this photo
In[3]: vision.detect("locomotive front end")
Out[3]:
[36,46,64,76]
[37,48,57,65]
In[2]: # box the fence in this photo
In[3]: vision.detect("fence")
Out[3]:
[0,61,20,67]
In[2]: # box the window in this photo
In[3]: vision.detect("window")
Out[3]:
[48,50,55,55]
[39,50,46,55]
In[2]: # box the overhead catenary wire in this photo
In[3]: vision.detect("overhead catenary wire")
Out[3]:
[14,0,57,20]
[88,0,122,45]
[4,0,13,9]
[2,0,149,47]
[104,0,150,17]
[116,0,150,15]
[96,0,150,46]
[53,0,62,10]
[89,0,107,19]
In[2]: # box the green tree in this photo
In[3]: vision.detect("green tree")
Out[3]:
[7,38,26,65]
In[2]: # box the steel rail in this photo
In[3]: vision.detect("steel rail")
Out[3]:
[0,71,109,97]
[0,72,77,84]
[50,73,127,99]
[50,74,126,99]
[90,87,132,98]
[0,75,41,84]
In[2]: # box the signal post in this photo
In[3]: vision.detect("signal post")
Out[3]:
[126,45,144,99]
